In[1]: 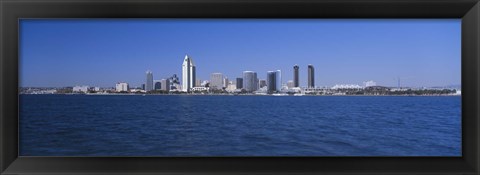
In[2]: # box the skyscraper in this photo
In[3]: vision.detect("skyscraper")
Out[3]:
[236,78,243,89]
[223,77,229,88]
[161,79,170,92]
[308,64,315,88]
[243,71,258,92]
[210,73,223,90]
[293,64,299,87]
[259,79,267,88]
[182,55,196,92]
[267,71,276,93]
[195,79,201,87]
[275,70,282,91]
[154,80,161,90]
[145,70,153,92]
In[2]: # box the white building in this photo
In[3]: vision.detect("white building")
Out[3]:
[287,80,294,89]
[201,80,209,87]
[226,83,237,92]
[363,80,377,87]
[130,89,145,93]
[332,84,363,89]
[191,87,209,92]
[115,82,129,92]
[182,55,196,92]
[73,86,89,93]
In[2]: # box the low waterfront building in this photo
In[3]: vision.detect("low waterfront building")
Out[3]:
[73,85,89,93]
[226,84,237,92]
[191,87,209,92]
[287,80,294,89]
[130,89,145,93]
[332,84,363,90]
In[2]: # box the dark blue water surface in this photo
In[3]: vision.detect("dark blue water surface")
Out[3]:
[19,95,461,156]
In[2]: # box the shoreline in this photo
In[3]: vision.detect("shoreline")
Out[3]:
[19,93,462,97]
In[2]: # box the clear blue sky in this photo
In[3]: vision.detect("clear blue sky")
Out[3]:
[20,19,460,88]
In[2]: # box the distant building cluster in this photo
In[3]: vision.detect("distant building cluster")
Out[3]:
[20,54,461,96]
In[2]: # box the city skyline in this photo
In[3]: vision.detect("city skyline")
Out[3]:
[20,19,461,88]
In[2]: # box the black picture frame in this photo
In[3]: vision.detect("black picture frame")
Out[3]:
[1,0,479,174]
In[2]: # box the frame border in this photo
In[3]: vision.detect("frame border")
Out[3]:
[1,0,479,174]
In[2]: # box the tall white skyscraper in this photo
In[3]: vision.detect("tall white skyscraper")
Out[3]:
[145,70,153,92]
[182,55,196,92]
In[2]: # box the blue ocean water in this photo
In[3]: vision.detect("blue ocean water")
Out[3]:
[19,95,461,156]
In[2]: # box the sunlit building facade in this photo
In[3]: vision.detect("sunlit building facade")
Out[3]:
[182,55,196,92]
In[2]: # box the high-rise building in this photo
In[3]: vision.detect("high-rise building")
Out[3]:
[275,70,282,91]
[236,78,243,89]
[259,79,267,88]
[182,55,196,92]
[154,80,162,90]
[267,71,276,92]
[243,71,258,92]
[223,77,229,88]
[116,82,129,92]
[308,64,315,88]
[141,84,145,90]
[293,64,299,87]
[195,79,202,87]
[161,79,170,92]
[210,73,224,90]
[146,70,153,91]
